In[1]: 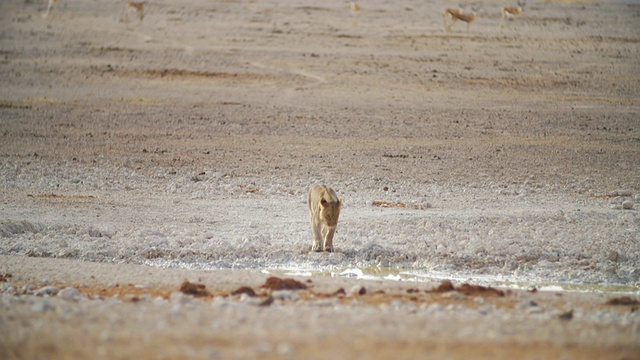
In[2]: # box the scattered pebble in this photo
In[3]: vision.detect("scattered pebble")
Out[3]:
[348,285,367,296]
[231,286,257,297]
[20,284,34,295]
[179,280,210,297]
[1,283,16,294]
[259,295,274,307]
[558,309,573,320]
[35,286,60,296]
[621,200,634,210]
[58,287,82,302]
[432,280,455,293]
[238,293,260,304]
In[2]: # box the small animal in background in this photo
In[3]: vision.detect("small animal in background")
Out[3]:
[502,1,525,20]
[41,0,60,19]
[124,1,146,24]
[350,1,361,17]
[308,184,342,252]
[444,8,477,33]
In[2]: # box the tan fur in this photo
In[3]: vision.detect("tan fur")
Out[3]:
[124,1,146,24]
[502,6,523,19]
[308,184,341,252]
[350,2,360,17]
[444,8,477,33]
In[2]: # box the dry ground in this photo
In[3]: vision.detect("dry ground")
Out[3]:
[1,0,639,358]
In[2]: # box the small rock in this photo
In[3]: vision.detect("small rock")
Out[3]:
[433,280,455,293]
[558,309,573,320]
[239,293,261,304]
[125,294,141,302]
[231,286,256,297]
[88,228,102,238]
[99,226,117,238]
[348,285,367,296]
[58,287,82,302]
[2,284,16,294]
[259,295,274,307]
[35,286,59,296]
[20,284,34,295]
[622,200,634,210]
[179,280,210,297]
[332,288,346,296]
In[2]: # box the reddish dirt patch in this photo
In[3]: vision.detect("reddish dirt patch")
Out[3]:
[260,276,308,291]
[606,296,640,306]
[372,200,426,210]
[429,280,506,297]
[432,280,456,293]
[179,280,211,297]
[230,286,257,297]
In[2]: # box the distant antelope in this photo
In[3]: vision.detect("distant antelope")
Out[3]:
[444,8,477,33]
[502,1,525,20]
[124,1,146,24]
[41,0,60,19]
[350,1,360,17]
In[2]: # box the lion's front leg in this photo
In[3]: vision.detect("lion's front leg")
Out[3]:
[311,218,323,252]
[322,226,336,252]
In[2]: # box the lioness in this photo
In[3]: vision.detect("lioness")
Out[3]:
[308,184,341,252]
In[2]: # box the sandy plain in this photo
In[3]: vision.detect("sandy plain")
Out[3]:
[1,0,639,358]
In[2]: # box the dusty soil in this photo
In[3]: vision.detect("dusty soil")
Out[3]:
[2,255,640,359]
[1,0,639,358]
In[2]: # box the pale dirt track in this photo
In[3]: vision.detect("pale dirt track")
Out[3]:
[1,0,639,359]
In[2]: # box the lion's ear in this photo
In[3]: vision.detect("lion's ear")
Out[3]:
[320,198,328,207]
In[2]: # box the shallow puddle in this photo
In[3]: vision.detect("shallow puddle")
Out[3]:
[270,266,640,294]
